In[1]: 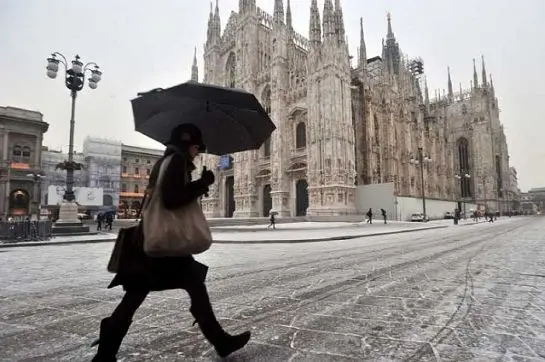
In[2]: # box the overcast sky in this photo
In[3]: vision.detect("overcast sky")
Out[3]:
[1,0,543,191]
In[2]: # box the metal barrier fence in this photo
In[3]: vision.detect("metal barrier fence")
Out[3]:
[0,221,53,242]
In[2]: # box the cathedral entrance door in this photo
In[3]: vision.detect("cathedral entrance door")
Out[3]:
[225,176,235,218]
[295,179,308,216]
[262,184,272,216]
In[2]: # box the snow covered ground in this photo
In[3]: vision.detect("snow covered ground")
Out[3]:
[1,216,544,360]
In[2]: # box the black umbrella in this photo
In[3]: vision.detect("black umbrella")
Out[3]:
[131,81,276,155]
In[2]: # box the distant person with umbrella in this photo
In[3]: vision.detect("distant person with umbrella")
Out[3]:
[381,208,387,224]
[267,210,277,229]
[105,212,114,231]
[366,208,373,224]
[96,213,103,231]
[93,82,276,360]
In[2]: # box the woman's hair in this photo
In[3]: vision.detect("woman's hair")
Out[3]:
[168,124,205,151]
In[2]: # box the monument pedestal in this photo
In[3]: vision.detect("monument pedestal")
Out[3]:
[52,200,90,235]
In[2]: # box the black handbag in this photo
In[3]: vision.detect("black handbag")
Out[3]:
[107,193,148,273]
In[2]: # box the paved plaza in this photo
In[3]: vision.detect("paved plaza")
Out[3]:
[1,217,544,360]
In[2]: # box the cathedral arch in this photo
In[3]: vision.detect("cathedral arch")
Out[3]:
[225,52,236,88]
[457,137,471,198]
[295,179,308,216]
[262,184,272,216]
[295,122,306,149]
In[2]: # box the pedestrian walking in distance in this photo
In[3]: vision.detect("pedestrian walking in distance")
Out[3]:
[381,208,387,224]
[366,208,373,224]
[96,214,102,231]
[267,212,276,229]
[91,124,250,361]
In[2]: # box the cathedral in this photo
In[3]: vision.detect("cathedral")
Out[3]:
[193,0,512,218]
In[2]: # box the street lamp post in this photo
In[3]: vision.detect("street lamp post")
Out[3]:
[46,53,101,233]
[410,147,431,221]
[26,172,46,221]
[46,53,102,201]
[455,171,471,219]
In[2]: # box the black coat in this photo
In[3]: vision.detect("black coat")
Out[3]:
[108,148,210,292]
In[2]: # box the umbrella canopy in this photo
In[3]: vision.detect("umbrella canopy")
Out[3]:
[131,82,276,155]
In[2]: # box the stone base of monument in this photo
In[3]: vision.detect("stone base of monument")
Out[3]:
[52,200,91,235]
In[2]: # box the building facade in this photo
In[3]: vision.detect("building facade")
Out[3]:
[119,144,163,218]
[0,106,48,218]
[528,187,545,213]
[520,192,539,214]
[506,167,521,212]
[195,0,514,218]
[83,136,122,209]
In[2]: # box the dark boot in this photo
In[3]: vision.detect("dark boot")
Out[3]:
[190,307,251,358]
[90,317,132,361]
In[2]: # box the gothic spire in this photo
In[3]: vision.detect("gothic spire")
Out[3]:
[424,77,430,107]
[386,12,394,40]
[286,0,292,30]
[239,0,255,13]
[447,66,453,100]
[481,55,488,87]
[309,0,321,46]
[334,0,345,44]
[206,2,213,43]
[212,0,221,38]
[322,0,335,40]
[415,77,422,102]
[274,0,284,24]
[459,82,463,98]
[358,17,366,68]
[473,58,479,88]
[191,47,198,82]
[490,73,494,92]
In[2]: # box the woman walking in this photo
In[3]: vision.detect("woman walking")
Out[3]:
[92,124,250,361]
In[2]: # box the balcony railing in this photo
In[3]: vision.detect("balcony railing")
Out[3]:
[120,192,145,198]
[121,173,149,179]
[0,220,52,242]
[0,160,38,170]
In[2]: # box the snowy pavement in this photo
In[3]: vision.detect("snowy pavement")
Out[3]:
[0,218,480,247]
[1,217,544,360]
[211,221,447,242]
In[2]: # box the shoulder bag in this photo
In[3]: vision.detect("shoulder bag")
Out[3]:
[142,154,212,257]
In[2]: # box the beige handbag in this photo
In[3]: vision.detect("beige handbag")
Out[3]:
[142,154,212,257]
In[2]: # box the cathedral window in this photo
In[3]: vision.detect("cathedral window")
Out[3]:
[262,86,271,114]
[457,137,471,198]
[263,138,271,157]
[495,155,502,196]
[295,122,306,148]
[373,115,380,145]
[134,184,139,193]
[261,86,272,157]
[226,52,236,88]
